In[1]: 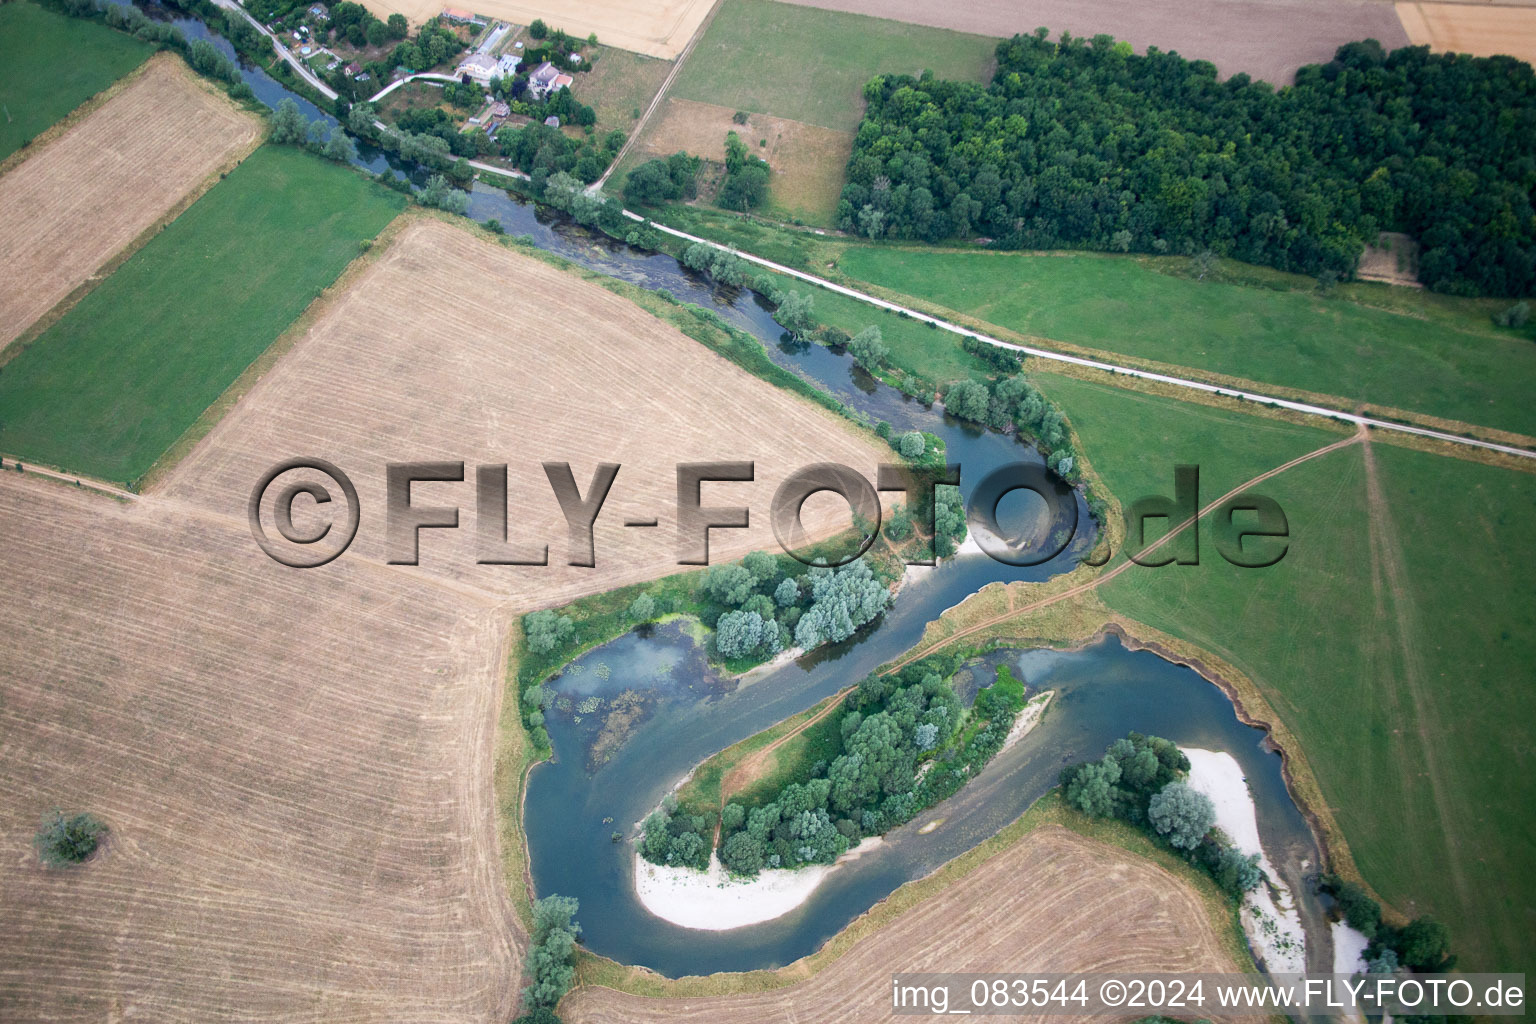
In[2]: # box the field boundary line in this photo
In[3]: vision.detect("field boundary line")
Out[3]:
[623,211,1536,461]
[589,0,724,193]
[1,56,267,364]
[0,42,160,179]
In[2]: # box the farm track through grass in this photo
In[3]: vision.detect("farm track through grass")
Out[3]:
[1039,372,1536,973]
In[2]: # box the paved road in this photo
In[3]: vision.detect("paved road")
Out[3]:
[211,0,339,100]
[367,72,460,103]
[621,211,1536,461]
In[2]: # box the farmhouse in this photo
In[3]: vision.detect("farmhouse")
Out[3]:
[527,60,574,99]
[441,6,485,26]
[456,52,498,82]
[457,50,519,83]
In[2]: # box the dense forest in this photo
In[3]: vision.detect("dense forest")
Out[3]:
[841,32,1536,296]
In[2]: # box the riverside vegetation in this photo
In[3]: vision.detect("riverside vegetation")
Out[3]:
[640,658,1032,875]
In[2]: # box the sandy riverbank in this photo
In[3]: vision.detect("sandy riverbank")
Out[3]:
[634,838,883,930]
[999,689,1054,754]
[1182,747,1307,973]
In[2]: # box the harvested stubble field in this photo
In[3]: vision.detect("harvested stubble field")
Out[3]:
[632,98,852,225]
[1396,2,1536,65]
[0,56,262,350]
[160,217,887,609]
[0,472,522,1020]
[358,0,714,58]
[562,825,1242,1023]
[775,0,1410,84]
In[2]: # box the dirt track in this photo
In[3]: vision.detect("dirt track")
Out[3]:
[562,825,1242,1023]
[775,0,1410,83]
[0,472,521,1021]
[0,56,262,350]
[160,218,886,610]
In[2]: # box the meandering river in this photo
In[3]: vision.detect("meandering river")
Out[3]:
[106,4,1331,976]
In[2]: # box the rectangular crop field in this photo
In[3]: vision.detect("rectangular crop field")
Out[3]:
[575,45,674,137]
[0,56,263,350]
[0,145,406,485]
[158,218,887,609]
[0,471,522,1020]
[836,247,1536,437]
[0,1,154,161]
[1041,371,1536,973]
[669,0,1000,132]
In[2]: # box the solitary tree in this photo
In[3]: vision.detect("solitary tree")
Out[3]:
[35,811,107,866]
[847,325,888,371]
[628,592,657,622]
[898,431,925,459]
[1147,781,1216,850]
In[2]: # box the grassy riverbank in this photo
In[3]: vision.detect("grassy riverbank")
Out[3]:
[1040,372,1536,973]
[836,246,1536,437]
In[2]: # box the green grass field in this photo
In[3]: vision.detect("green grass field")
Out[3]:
[579,45,673,137]
[0,2,154,161]
[669,0,997,132]
[0,146,405,485]
[837,247,1536,437]
[1040,372,1536,973]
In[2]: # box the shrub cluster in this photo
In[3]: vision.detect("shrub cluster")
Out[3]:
[1061,734,1262,898]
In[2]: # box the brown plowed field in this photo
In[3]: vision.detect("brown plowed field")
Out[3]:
[1396,2,1536,64]
[0,56,262,350]
[562,825,1243,1023]
[159,218,885,609]
[774,0,1410,83]
[0,473,521,1021]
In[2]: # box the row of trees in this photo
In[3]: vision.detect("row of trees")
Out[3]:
[941,375,1079,482]
[844,32,1536,296]
[521,895,581,1013]
[269,98,358,163]
[1061,734,1263,898]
